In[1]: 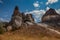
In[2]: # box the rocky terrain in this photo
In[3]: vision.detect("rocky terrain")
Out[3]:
[0,6,60,40]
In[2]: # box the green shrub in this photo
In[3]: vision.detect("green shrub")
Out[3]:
[0,27,4,34]
[0,22,6,34]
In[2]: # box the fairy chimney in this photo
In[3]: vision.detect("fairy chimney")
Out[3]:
[42,8,60,23]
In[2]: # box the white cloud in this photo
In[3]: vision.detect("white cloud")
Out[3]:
[56,9,60,14]
[0,18,9,22]
[33,1,40,8]
[46,0,58,5]
[0,0,3,4]
[4,15,9,18]
[25,10,45,14]
[40,2,43,4]
[46,7,50,10]
[25,9,45,23]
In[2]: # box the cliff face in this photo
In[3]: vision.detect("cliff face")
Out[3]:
[42,8,60,23]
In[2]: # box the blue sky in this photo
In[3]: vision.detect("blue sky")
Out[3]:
[0,0,60,22]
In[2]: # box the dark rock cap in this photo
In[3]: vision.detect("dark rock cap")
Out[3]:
[15,6,19,10]
[45,8,59,15]
[12,6,21,16]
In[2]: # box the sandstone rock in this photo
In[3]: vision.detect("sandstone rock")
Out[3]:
[7,6,35,30]
[25,22,34,25]
[9,6,23,30]
[42,8,60,23]
[24,14,34,23]
[7,26,12,31]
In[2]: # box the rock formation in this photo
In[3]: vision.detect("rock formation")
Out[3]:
[9,6,23,30]
[42,8,60,23]
[1,7,60,38]
[24,14,34,23]
[5,6,34,31]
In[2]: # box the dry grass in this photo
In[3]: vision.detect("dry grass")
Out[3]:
[0,32,60,40]
[0,25,60,40]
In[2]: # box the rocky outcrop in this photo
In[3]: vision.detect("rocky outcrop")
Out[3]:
[5,6,34,31]
[24,14,34,23]
[42,8,60,23]
[41,8,60,31]
[9,6,23,30]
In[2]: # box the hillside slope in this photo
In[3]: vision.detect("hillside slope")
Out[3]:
[0,24,60,40]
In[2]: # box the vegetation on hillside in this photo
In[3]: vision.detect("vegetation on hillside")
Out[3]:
[0,22,8,34]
